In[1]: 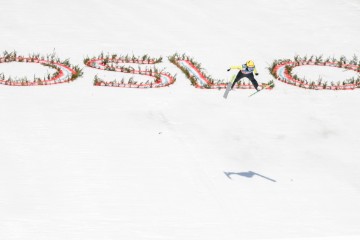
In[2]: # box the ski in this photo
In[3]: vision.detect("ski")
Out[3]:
[248,82,274,97]
[223,74,236,99]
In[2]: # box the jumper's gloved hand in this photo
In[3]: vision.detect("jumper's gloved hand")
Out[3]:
[255,73,259,76]
[227,69,231,71]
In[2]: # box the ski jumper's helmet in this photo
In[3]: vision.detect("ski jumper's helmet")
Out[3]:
[246,60,255,68]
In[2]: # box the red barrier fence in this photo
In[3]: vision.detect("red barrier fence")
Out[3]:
[85,56,176,88]
[0,55,80,86]
[271,60,360,90]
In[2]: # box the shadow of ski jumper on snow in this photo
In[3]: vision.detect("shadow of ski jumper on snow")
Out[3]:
[224,171,276,182]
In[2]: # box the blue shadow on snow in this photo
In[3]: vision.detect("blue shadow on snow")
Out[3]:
[224,171,276,182]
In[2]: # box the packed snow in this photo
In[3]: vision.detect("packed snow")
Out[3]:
[0,0,359,239]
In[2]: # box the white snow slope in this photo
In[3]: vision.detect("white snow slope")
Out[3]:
[0,0,359,239]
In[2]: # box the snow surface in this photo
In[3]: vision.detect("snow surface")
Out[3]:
[0,0,359,239]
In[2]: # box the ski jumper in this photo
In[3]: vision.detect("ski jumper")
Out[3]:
[230,64,259,90]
